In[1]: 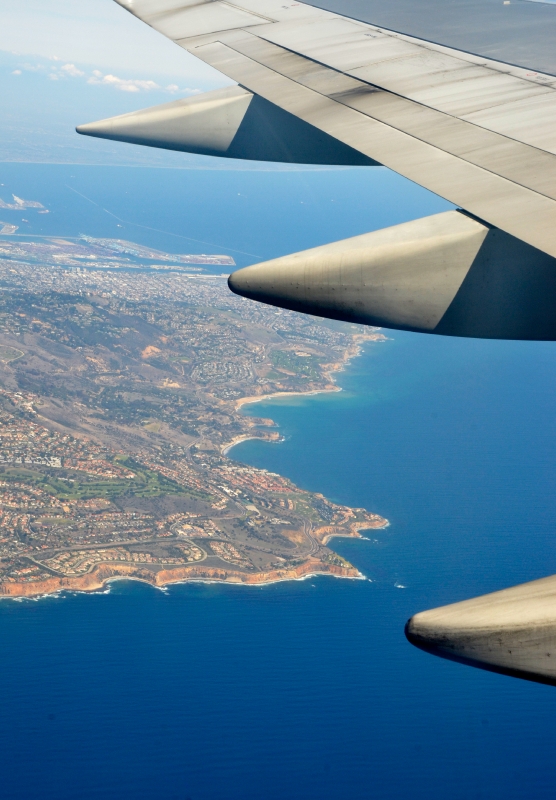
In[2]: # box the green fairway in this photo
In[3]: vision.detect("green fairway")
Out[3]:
[1,457,208,501]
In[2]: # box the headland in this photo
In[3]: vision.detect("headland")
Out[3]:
[0,234,388,598]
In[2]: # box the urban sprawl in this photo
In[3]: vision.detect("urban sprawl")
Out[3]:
[0,221,388,596]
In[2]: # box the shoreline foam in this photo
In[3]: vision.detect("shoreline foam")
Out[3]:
[0,558,364,600]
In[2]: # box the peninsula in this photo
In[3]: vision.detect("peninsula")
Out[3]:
[0,234,388,597]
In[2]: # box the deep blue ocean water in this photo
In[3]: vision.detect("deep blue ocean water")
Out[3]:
[1,163,556,799]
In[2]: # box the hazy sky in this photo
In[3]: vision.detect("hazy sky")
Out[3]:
[0,0,225,83]
[0,0,235,163]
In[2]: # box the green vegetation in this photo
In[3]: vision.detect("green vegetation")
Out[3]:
[92,390,163,424]
[322,552,353,568]
[265,370,286,381]
[0,458,196,501]
[294,496,324,523]
[270,350,322,380]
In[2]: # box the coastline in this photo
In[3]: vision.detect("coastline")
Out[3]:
[317,522,390,547]
[0,329,387,600]
[0,558,364,599]
[232,331,385,417]
[221,431,284,456]
[234,386,341,412]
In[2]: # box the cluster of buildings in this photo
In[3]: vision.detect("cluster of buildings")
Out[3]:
[0,236,357,351]
[0,236,234,271]
[79,236,235,266]
[139,460,212,499]
[64,459,135,479]
[51,512,157,546]
[177,519,224,537]
[40,543,204,577]
[0,247,233,307]
[208,541,252,570]
[1,562,52,585]
[216,465,292,495]
[0,393,111,468]
[0,514,30,557]
[0,481,63,510]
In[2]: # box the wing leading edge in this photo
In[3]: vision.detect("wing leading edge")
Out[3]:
[75,0,556,344]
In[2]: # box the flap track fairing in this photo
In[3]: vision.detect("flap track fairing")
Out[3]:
[406,574,556,686]
[229,210,556,341]
[77,85,377,166]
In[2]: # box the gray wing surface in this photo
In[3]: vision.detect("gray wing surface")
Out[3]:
[307,0,556,77]
[107,0,556,258]
[78,0,556,343]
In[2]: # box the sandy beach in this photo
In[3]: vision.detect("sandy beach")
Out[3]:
[234,386,341,412]
[234,331,386,413]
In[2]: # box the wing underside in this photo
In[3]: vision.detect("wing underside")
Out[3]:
[77,0,556,342]
[109,0,556,258]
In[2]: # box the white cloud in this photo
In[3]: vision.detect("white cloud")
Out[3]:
[0,0,227,87]
[60,63,84,77]
[88,70,161,93]
[162,84,201,95]
[10,56,203,95]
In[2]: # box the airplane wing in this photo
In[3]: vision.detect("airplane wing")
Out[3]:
[112,0,556,257]
[78,0,556,685]
[78,0,556,342]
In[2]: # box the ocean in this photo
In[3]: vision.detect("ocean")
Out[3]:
[1,162,556,799]
[0,161,451,270]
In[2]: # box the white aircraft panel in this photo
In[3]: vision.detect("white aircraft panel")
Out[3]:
[226,34,556,202]
[231,33,364,93]
[190,40,556,257]
[153,2,272,39]
[335,87,556,201]
[260,23,424,71]
[408,72,551,117]
[463,93,556,155]
[252,17,372,54]
[350,58,485,94]
[257,18,555,117]
[115,0,207,16]
[229,0,322,22]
